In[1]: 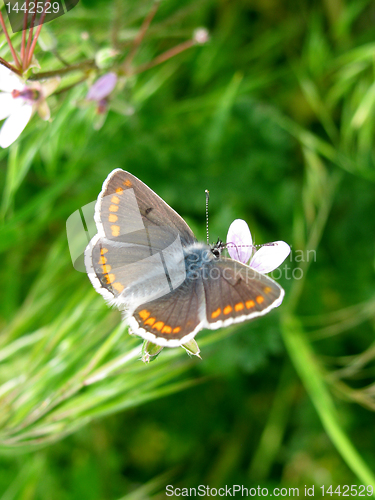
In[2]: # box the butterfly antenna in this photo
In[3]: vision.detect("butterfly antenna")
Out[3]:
[205,189,210,245]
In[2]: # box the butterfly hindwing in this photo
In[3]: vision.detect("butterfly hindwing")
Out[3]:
[202,258,284,328]
[130,279,205,346]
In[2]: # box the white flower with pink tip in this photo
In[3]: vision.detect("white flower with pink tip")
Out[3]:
[0,65,59,148]
[227,219,290,273]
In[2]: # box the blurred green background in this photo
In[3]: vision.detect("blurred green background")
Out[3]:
[1,0,375,498]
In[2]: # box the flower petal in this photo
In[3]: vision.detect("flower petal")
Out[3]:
[249,241,290,274]
[0,93,23,120]
[0,65,24,92]
[39,77,60,97]
[86,72,118,101]
[37,100,50,121]
[226,219,253,264]
[0,104,32,148]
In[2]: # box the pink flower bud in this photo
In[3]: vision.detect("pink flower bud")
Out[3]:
[86,72,118,102]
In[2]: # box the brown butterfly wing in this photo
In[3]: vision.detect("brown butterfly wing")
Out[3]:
[130,278,205,347]
[95,169,196,247]
[202,258,284,327]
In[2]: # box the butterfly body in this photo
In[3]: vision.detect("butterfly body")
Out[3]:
[85,169,285,347]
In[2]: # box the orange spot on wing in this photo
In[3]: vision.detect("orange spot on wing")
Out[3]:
[98,256,107,264]
[264,287,272,294]
[246,300,255,309]
[105,273,116,284]
[109,204,119,212]
[161,325,172,334]
[153,321,164,331]
[139,309,150,320]
[111,196,120,204]
[145,317,155,326]
[124,179,132,187]
[111,225,120,237]
[101,265,111,273]
[100,248,108,255]
[112,282,124,293]
[115,187,124,194]
[223,305,233,315]
[234,302,244,312]
[108,214,118,222]
[211,308,221,319]
[256,295,264,304]
[173,327,181,334]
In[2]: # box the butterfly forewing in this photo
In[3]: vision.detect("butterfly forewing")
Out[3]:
[96,169,196,247]
[86,169,196,306]
[202,258,283,327]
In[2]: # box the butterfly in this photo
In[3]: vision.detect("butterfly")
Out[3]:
[85,169,287,348]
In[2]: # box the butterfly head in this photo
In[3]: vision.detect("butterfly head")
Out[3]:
[210,238,224,259]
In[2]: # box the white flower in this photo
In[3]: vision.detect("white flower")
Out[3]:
[0,66,31,148]
[0,65,59,148]
[227,219,290,273]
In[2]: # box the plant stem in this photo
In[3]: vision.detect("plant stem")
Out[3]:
[27,20,45,68]
[21,1,29,64]
[51,50,70,67]
[53,76,88,95]
[28,59,97,80]
[26,0,49,67]
[0,11,21,68]
[123,0,160,73]
[24,6,37,68]
[133,39,196,75]
[0,58,22,76]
